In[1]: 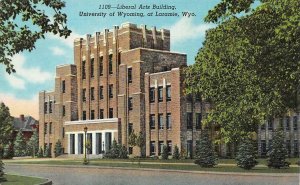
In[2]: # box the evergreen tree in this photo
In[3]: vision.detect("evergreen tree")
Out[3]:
[0,103,14,157]
[267,129,290,169]
[235,137,258,170]
[0,159,4,180]
[14,130,26,157]
[172,145,180,160]
[54,140,63,157]
[26,131,39,158]
[194,129,217,167]
[3,142,14,159]
[161,145,169,160]
[37,147,44,158]
[119,145,128,159]
[44,145,51,158]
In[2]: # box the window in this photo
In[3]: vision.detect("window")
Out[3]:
[150,141,156,156]
[167,140,172,155]
[99,56,103,76]
[90,58,94,77]
[118,52,121,65]
[261,140,266,156]
[109,54,113,74]
[109,84,113,98]
[268,119,273,131]
[286,140,291,156]
[62,80,66,93]
[159,141,164,155]
[128,147,133,155]
[286,117,290,131]
[158,86,163,102]
[99,109,104,119]
[49,122,52,134]
[187,112,193,129]
[294,140,299,156]
[82,60,86,79]
[149,88,155,103]
[187,140,193,158]
[166,113,171,129]
[159,114,164,129]
[293,116,298,130]
[268,140,272,151]
[99,86,103,99]
[128,123,133,135]
[90,110,95,120]
[279,118,283,129]
[44,123,47,135]
[44,102,48,114]
[90,87,95,101]
[196,113,202,130]
[82,89,86,102]
[128,97,133,110]
[128,68,132,83]
[150,114,155,129]
[49,101,52,113]
[166,85,171,101]
[62,127,65,138]
[109,108,113,118]
[261,123,266,130]
[62,105,66,116]
[83,111,86,120]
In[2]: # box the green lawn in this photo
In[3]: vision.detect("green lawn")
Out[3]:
[0,174,47,185]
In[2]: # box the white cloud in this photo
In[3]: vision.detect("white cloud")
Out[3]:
[5,54,52,89]
[169,17,215,44]
[47,30,83,48]
[50,46,65,56]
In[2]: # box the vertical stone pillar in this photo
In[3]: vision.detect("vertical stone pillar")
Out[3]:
[74,133,78,154]
[92,132,96,155]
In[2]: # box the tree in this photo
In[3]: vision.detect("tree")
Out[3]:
[185,0,300,142]
[235,137,258,170]
[194,129,217,167]
[267,129,290,169]
[128,131,145,157]
[54,140,63,157]
[14,130,27,157]
[0,159,4,180]
[1,0,72,74]
[44,145,51,158]
[37,147,43,158]
[0,103,14,157]
[161,145,169,160]
[3,142,14,159]
[26,130,39,157]
[104,140,128,159]
[172,145,180,160]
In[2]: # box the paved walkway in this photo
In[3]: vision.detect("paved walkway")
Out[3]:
[5,164,299,185]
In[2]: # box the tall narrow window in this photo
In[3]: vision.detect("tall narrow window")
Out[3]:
[99,56,103,76]
[158,86,163,102]
[286,117,290,131]
[268,119,273,130]
[293,116,298,130]
[82,60,86,79]
[44,102,48,114]
[44,123,47,135]
[90,87,95,101]
[62,80,66,93]
[128,97,133,111]
[91,110,95,120]
[99,109,104,119]
[261,123,266,130]
[109,108,113,118]
[128,67,132,83]
[109,84,113,98]
[167,140,172,155]
[167,113,172,129]
[49,101,52,113]
[49,122,52,134]
[187,112,193,129]
[82,88,86,102]
[128,123,133,135]
[150,114,155,129]
[149,88,155,103]
[90,58,94,77]
[62,105,66,116]
[159,114,164,129]
[279,118,283,128]
[150,141,156,156]
[196,113,202,130]
[166,85,171,101]
[99,86,103,99]
[83,111,86,120]
[109,54,113,74]
[159,141,164,155]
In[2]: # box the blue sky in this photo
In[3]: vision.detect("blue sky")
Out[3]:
[0,0,220,118]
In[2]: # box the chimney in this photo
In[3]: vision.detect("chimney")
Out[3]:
[20,114,25,122]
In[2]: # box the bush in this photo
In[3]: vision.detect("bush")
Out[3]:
[161,145,169,160]
[0,159,4,179]
[172,145,180,160]
[37,147,43,158]
[267,129,290,169]
[119,145,129,159]
[44,145,51,158]
[235,138,258,170]
[194,129,217,167]
[54,140,63,157]
[104,140,128,159]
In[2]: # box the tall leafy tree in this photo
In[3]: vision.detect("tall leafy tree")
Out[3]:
[0,103,14,156]
[14,130,27,157]
[0,0,71,74]
[185,0,300,142]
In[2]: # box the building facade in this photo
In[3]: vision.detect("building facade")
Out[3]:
[39,23,300,158]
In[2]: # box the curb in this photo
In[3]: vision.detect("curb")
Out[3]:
[6,163,298,177]
[4,173,52,185]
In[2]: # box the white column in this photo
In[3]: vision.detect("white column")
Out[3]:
[111,132,114,142]
[75,133,78,155]
[67,134,70,154]
[92,132,96,155]
[102,132,106,152]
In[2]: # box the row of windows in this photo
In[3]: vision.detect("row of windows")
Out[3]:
[82,85,114,102]
[261,140,299,156]
[150,141,172,156]
[44,101,53,114]
[261,116,298,131]
[44,122,52,135]
[82,108,114,120]
[149,113,172,130]
[149,85,171,103]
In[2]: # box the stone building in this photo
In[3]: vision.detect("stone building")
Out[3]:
[39,22,300,158]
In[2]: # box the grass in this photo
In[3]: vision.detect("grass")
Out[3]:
[0,174,46,185]
[4,158,299,173]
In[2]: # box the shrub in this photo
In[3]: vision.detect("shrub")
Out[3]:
[235,137,258,170]
[161,145,169,160]
[104,140,128,159]
[54,140,63,157]
[172,145,180,160]
[37,147,44,158]
[0,159,4,179]
[44,145,51,158]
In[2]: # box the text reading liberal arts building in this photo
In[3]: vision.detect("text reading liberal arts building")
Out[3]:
[39,23,300,158]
